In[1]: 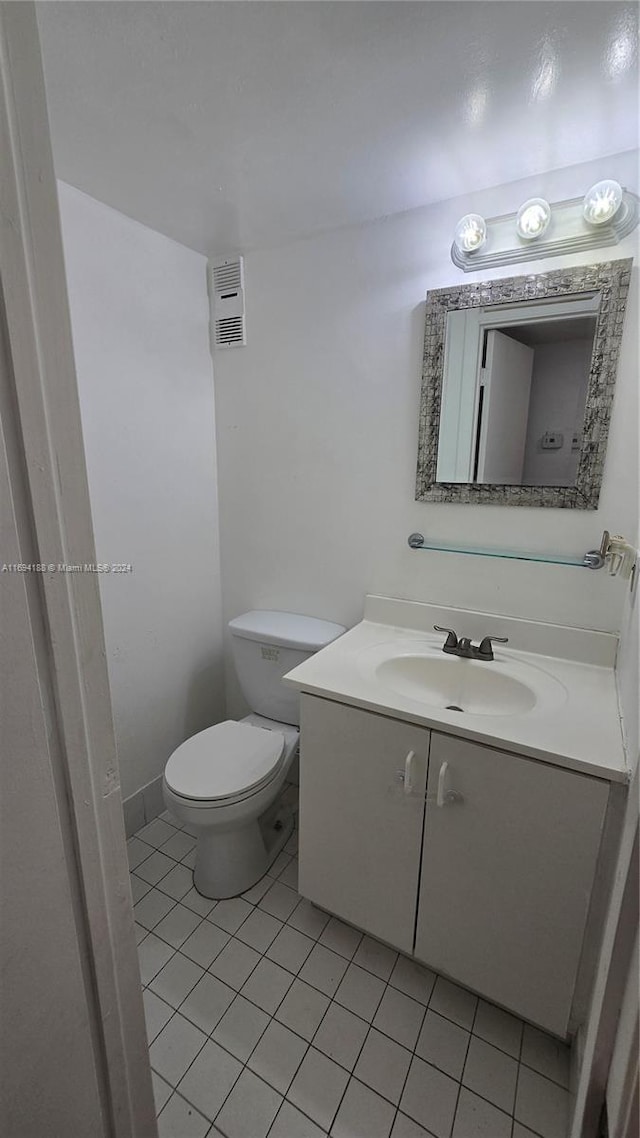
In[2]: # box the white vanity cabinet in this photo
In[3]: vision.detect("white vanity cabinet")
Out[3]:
[298,695,429,954]
[298,694,610,1037]
[415,731,609,1037]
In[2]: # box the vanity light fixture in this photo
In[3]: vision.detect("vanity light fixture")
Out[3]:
[516,198,551,240]
[583,180,623,225]
[453,213,487,254]
[451,183,639,271]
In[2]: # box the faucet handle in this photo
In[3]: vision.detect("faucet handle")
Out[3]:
[478,635,509,659]
[434,625,458,650]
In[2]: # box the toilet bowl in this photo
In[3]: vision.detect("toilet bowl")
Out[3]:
[163,714,299,898]
[162,610,345,898]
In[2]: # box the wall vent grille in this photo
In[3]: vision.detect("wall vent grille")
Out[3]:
[208,256,246,350]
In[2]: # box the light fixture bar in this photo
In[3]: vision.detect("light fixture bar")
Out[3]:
[451,189,639,272]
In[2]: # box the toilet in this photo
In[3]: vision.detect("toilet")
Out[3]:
[163,610,345,899]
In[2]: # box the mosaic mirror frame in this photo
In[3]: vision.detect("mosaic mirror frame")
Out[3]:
[415,259,632,508]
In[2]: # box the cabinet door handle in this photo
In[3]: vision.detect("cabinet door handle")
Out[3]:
[436,760,449,807]
[404,750,415,796]
[436,761,464,807]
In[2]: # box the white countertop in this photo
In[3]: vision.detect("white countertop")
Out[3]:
[283,597,628,784]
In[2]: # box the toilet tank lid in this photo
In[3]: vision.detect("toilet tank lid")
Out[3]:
[229,610,346,651]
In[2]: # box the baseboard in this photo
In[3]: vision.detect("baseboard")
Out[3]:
[123,774,165,837]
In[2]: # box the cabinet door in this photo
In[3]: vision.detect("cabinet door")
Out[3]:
[415,733,608,1037]
[298,695,429,954]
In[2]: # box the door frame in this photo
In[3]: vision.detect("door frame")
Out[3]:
[0,5,155,1135]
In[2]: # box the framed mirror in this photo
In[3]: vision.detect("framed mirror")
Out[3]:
[415,259,632,508]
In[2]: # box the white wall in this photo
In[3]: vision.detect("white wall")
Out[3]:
[213,153,638,717]
[59,183,224,800]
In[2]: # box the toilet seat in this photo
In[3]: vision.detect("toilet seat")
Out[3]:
[164,720,285,803]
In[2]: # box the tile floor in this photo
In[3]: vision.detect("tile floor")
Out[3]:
[130,803,572,1138]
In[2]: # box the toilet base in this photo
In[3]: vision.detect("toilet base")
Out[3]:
[193,803,294,899]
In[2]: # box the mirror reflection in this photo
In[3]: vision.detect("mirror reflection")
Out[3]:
[436,295,599,487]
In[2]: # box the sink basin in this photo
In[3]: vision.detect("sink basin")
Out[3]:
[375,654,536,716]
[357,640,567,718]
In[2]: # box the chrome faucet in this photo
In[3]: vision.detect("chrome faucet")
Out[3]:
[434,625,508,661]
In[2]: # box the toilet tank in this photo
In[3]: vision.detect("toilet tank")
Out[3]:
[229,610,346,726]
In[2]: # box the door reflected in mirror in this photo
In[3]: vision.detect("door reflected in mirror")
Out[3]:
[437,297,598,487]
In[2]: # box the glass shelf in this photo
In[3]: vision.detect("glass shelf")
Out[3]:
[407,533,601,569]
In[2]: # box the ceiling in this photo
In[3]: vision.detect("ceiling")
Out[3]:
[36,1,639,255]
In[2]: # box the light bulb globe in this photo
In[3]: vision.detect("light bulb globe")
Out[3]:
[516,198,551,240]
[583,180,623,226]
[453,214,487,254]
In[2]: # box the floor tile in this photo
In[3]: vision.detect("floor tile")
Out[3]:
[159,809,181,827]
[462,1035,518,1114]
[248,1019,308,1093]
[136,849,176,886]
[288,1047,349,1132]
[241,956,294,1014]
[181,921,230,970]
[134,922,148,945]
[429,976,478,1031]
[515,1065,570,1138]
[512,1125,542,1138]
[390,957,437,1006]
[334,963,385,1021]
[148,952,204,1009]
[353,936,398,981]
[275,978,331,1041]
[143,989,174,1044]
[208,936,260,989]
[130,873,152,904]
[269,1100,327,1138]
[268,851,292,879]
[391,1113,435,1138]
[331,1077,395,1138]
[127,837,155,871]
[134,888,177,932]
[151,1071,172,1114]
[452,1086,512,1138]
[400,1055,459,1138]
[157,1092,210,1138]
[212,995,270,1062]
[181,848,197,869]
[415,1009,470,1081]
[260,880,300,921]
[138,932,175,985]
[154,903,202,949]
[521,1024,570,1087]
[278,857,299,891]
[161,830,196,861]
[319,917,363,960]
[288,898,331,940]
[241,876,273,905]
[137,818,178,849]
[214,1068,282,1138]
[313,1002,369,1071]
[156,863,193,902]
[181,886,216,918]
[149,1012,207,1085]
[284,830,298,856]
[473,1000,523,1060]
[208,896,254,934]
[176,1038,241,1122]
[300,943,349,997]
[267,925,315,974]
[373,985,425,1051]
[354,1028,412,1105]
[180,972,235,1036]
[237,907,283,953]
